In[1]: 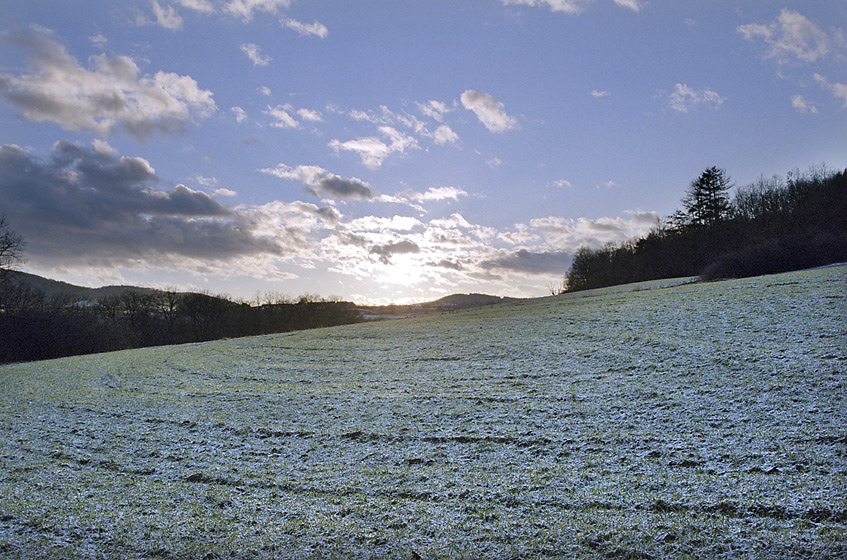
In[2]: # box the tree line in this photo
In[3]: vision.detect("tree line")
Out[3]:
[563,165,847,292]
[0,243,362,364]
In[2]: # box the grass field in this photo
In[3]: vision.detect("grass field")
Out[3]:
[1,266,845,559]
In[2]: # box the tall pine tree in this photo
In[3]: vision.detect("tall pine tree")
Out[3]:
[682,166,731,228]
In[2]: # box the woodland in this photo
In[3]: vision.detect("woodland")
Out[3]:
[563,165,847,292]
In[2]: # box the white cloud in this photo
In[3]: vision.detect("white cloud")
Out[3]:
[224,0,291,21]
[347,215,421,233]
[380,125,418,151]
[550,179,572,188]
[329,137,391,170]
[347,109,372,122]
[501,0,643,14]
[0,27,216,139]
[89,33,108,48]
[258,86,272,96]
[501,0,588,15]
[174,0,216,13]
[152,0,184,29]
[460,90,518,133]
[265,105,298,128]
[191,174,219,186]
[814,74,847,107]
[411,186,468,203]
[240,43,272,66]
[89,139,117,157]
[281,17,329,39]
[487,157,503,168]
[432,124,459,145]
[214,188,237,197]
[591,89,610,98]
[791,94,819,114]
[738,9,833,64]
[328,126,418,169]
[231,106,248,122]
[170,0,212,13]
[669,83,725,112]
[377,186,468,212]
[297,108,323,122]
[526,211,658,249]
[417,100,454,122]
[613,0,644,11]
[342,105,420,130]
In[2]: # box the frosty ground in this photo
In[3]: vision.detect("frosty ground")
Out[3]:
[1,266,845,559]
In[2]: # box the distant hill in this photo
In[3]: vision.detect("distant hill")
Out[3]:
[428,293,521,308]
[357,293,523,320]
[5,271,521,312]
[5,270,159,302]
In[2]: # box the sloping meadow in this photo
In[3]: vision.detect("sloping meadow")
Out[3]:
[1,266,845,559]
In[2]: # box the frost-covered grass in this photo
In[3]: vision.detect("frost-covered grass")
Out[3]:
[1,266,845,559]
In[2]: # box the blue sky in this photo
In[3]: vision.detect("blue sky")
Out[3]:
[1,1,844,304]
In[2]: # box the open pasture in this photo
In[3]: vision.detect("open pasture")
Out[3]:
[1,266,845,559]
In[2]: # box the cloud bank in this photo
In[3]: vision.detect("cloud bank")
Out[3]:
[0,142,290,266]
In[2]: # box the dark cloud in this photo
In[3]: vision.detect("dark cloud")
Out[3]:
[262,164,374,201]
[311,175,373,200]
[311,205,343,223]
[480,249,573,275]
[0,142,285,264]
[429,259,463,271]
[369,240,420,264]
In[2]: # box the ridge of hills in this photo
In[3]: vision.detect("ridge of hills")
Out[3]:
[5,270,158,301]
[4,270,520,313]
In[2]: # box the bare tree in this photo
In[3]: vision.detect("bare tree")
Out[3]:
[0,216,27,313]
[0,216,25,272]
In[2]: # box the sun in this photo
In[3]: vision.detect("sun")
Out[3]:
[377,254,428,287]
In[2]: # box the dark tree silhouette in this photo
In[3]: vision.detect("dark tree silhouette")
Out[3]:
[681,166,732,228]
[0,215,25,272]
[563,165,847,292]
[1,216,27,312]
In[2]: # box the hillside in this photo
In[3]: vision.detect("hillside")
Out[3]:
[4,270,158,301]
[429,292,521,307]
[1,265,844,559]
[0,272,525,361]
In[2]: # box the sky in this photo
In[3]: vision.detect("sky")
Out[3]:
[1,1,845,304]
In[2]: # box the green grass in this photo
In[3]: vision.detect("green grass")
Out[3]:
[1,266,845,559]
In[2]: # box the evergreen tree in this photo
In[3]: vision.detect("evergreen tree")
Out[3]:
[682,166,732,228]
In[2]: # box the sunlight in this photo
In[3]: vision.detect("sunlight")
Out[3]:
[376,253,429,287]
